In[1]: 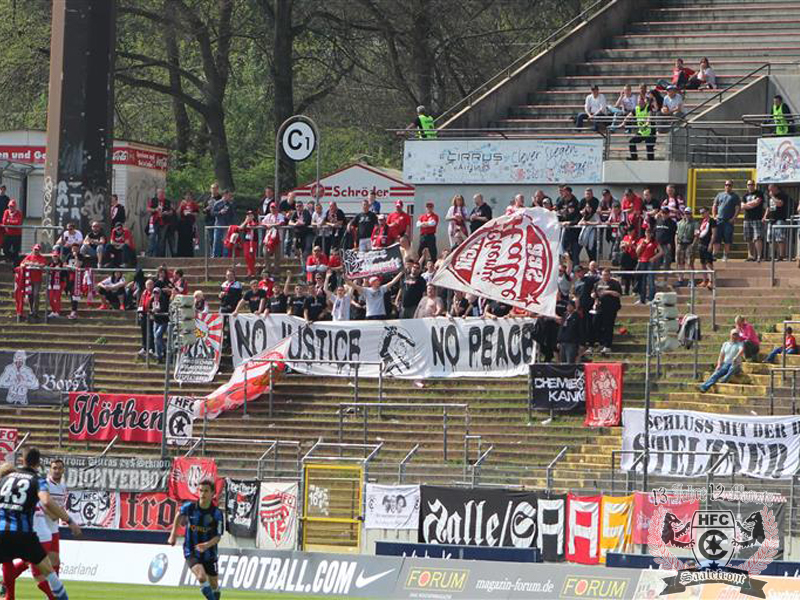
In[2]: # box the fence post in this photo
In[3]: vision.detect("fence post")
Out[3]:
[243,360,249,418]
[354,364,360,404]
[268,362,274,418]
[145,313,151,367]
[204,226,210,281]
[769,371,775,416]
[527,365,533,423]
[770,226,776,287]
[443,407,448,462]
[711,271,717,331]
[793,371,797,416]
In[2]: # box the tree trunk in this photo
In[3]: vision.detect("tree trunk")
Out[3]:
[410,0,433,109]
[273,0,297,193]
[164,1,191,163]
[206,105,234,191]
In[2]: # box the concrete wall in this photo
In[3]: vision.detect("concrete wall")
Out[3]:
[442,0,649,130]
[771,73,800,109]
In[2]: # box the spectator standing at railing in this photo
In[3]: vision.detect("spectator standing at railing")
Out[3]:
[0,184,9,218]
[655,207,677,270]
[469,194,492,233]
[686,57,716,90]
[218,269,242,314]
[371,214,396,249]
[289,200,313,264]
[411,105,437,139]
[763,183,789,260]
[46,253,67,318]
[347,271,403,320]
[265,272,291,315]
[2,199,22,265]
[259,187,276,216]
[287,281,308,317]
[105,221,136,268]
[396,259,426,319]
[387,201,412,243]
[240,211,259,277]
[597,189,614,221]
[152,287,170,363]
[211,190,235,258]
[628,95,656,161]
[606,202,623,258]
[765,326,797,364]
[20,244,47,318]
[311,202,330,252]
[699,329,744,393]
[557,300,580,364]
[326,201,347,252]
[232,280,267,316]
[367,191,381,215]
[675,208,698,287]
[635,228,662,305]
[697,207,716,289]
[417,201,440,263]
[261,201,285,263]
[148,189,176,257]
[618,226,639,295]
[771,95,794,136]
[176,192,200,257]
[445,194,469,248]
[109,193,126,228]
[661,185,684,219]
[711,180,740,262]
[741,180,765,262]
[351,199,378,252]
[415,284,445,318]
[505,194,525,215]
[575,85,609,131]
[593,268,622,354]
[137,279,156,357]
[304,273,330,322]
[577,204,600,262]
[558,188,581,267]
[53,222,83,260]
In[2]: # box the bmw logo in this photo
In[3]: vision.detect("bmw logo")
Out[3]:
[148,553,168,583]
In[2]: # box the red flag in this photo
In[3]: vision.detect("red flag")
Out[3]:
[168,457,223,501]
[566,493,601,564]
[584,363,623,427]
[196,337,289,420]
[13,266,28,316]
[632,491,698,544]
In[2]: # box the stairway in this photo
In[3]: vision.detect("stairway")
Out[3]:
[491,0,800,157]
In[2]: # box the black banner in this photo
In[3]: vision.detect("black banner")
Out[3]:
[529,364,585,413]
[343,244,403,279]
[710,497,787,560]
[42,455,172,492]
[419,486,538,548]
[536,493,566,562]
[0,350,92,406]
[225,478,259,539]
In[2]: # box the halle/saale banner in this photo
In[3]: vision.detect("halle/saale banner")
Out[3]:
[231,315,537,379]
[622,408,800,479]
[174,313,224,384]
[68,393,195,444]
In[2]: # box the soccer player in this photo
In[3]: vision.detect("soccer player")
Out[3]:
[0,449,75,600]
[168,480,224,600]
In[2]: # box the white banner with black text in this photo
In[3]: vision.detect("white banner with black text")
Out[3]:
[230,314,536,379]
[364,484,420,530]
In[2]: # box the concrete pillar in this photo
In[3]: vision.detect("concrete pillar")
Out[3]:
[42,0,116,244]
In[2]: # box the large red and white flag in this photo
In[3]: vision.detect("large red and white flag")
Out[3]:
[195,337,290,420]
[430,208,561,317]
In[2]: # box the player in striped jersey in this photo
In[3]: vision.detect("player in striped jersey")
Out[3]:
[0,449,73,600]
[168,480,224,600]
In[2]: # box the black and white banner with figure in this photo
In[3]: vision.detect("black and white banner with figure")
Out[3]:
[65,490,121,529]
[621,408,800,479]
[166,396,195,446]
[364,484,420,530]
[343,244,403,279]
[42,455,172,492]
[231,315,537,379]
[709,497,787,560]
[419,486,538,548]
[0,350,92,406]
[529,364,585,413]
[225,479,259,539]
[174,313,224,383]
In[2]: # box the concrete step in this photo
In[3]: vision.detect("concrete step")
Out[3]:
[611,32,786,47]
[550,75,742,88]
[567,62,785,76]
[528,87,736,104]
[628,20,800,33]
[590,47,800,60]
[648,3,800,16]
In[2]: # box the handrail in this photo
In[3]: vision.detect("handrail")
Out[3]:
[680,64,771,122]
[435,0,611,127]
[398,444,420,484]
[767,368,800,416]
[97,435,119,459]
[12,432,30,454]
[546,445,569,492]
[471,445,494,487]
[183,438,202,458]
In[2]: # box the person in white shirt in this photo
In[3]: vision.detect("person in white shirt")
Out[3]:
[261,201,286,264]
[32,459,81,587]
[53,222,84,259]
[608,84,637,131]
[575,85,609,131]
[687,57,716,90]
[324,272,352,321]
[346,271,403,320]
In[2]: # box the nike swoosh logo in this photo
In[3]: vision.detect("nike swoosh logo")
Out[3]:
[355,568,395,588]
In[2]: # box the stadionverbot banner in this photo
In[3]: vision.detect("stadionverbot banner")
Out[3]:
[0,350,92,406]
[41,455,172,492]
[174,313,224,383]
[343,244,403,279]
[621,408,800,479]
[364,484,420,530]
[430,208,561,318]
[230,314,537,378]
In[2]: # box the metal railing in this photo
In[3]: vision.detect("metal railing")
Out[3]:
[770,223,800,286]
[610,448,735,494]
[767,368,800,416]
[780,321,800,373]
[434,0,611,127]
[337,402,469,461]
[681,64,771,122]
[742,112,799,134]
[546,446,569,492]
[397,444,420,484]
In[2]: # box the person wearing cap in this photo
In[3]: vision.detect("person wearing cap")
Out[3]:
[741,180,765,262]
[105,221,136,268]
[20,244,48,318]
[346,271,403,320]
[2,199,23,264]
[711,180,739,261]
[305,245,329,283]
[387,201,412,242]
[412,105,437,139]
[350,199,378,252]
[469,194,492,234]
[699,329,744,393]
[371,213,396,249]
[675,207,698,286]
[697,207,716,288]
[417,201,440,263]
